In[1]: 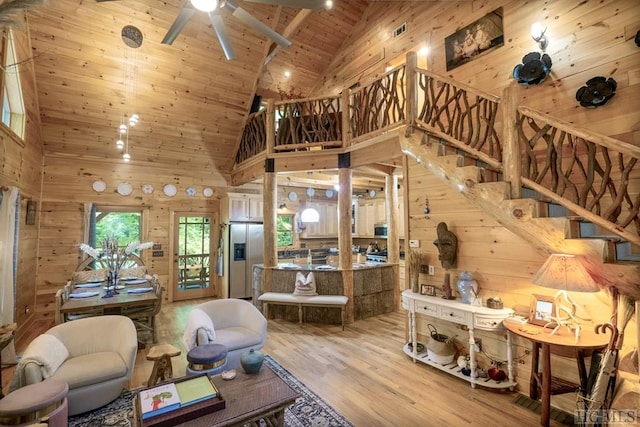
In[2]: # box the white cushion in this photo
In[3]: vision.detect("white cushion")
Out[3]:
[293,272,317,296]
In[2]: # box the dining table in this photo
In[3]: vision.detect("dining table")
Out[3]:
[60,278,158,318]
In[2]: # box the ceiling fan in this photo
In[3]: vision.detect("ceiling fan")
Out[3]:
[162,0,325,60]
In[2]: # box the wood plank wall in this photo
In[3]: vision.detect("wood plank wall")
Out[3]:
[0,17,44,345]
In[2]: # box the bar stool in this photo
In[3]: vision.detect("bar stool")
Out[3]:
[186,343,228,376]
[0,380,68,427]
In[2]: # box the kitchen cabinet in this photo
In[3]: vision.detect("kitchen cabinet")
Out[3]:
[224,193,263,222]
[356,198,386,238]
[303,201,338,237]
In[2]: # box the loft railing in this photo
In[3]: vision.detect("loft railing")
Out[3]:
[235,110,266,164]
[233,52,639,245]
[273,96,343,151]
[414,68,502,168]
[349,64,406,142]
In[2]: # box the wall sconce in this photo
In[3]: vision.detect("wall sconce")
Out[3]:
[531,22,549,51]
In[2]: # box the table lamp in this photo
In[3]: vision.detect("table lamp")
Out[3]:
[531,254,600,339]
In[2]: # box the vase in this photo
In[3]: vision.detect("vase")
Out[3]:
[410,271,419,293]
[456,271,478,304]
[240,349,264,374]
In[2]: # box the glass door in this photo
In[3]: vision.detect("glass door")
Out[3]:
[173,213,217,301]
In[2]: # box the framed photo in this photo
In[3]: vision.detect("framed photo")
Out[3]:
[528,294,556,326]
[420,284,437,296]
[444,8,504,71]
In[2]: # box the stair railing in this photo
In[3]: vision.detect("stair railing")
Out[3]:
[516,106,640,246]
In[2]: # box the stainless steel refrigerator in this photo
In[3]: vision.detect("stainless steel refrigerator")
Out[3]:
[228,223,264,299]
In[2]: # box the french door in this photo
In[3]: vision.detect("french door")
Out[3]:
[172,212,219,301]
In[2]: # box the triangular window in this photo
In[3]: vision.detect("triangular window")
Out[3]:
[1,29,25,139]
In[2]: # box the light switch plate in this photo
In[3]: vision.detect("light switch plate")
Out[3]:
[409,240,420,248]
[428,265,435,275]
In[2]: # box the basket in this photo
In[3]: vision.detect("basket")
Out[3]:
[426,324,455,364]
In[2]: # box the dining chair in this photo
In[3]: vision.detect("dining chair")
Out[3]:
[56,282,103,324]
[122,276,163,344]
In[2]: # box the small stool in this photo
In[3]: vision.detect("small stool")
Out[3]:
[186,344,228,376]
[146,343,181,386]
[0,380,68,427]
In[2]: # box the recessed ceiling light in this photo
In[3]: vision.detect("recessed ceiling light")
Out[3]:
[325,0,333,9]
[284,70,291,78]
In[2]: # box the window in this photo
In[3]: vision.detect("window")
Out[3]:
[1,30,25,138]
[276,215,294,247]
[93,207,142,248]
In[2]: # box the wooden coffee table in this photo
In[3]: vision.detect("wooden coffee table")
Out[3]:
[134,364,300,427]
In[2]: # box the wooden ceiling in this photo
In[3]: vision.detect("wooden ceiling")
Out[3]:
[26,0,370,183]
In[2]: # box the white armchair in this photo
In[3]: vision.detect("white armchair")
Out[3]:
[188,299,267,369]
[13,315,137,416]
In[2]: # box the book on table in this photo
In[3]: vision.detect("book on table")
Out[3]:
[175,374,218,407]
[138,374,221,421]
[139,383,181,419]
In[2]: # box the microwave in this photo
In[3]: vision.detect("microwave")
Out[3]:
[374,224,388,238]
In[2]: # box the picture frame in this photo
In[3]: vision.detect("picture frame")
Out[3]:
[444,8,504,71]
[528,294,556,326]
[420,284,437,296]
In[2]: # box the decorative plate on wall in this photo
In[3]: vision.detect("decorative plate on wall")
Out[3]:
[117,182,133,196]
[92,180,106,193]
[288,191,298,201]
[203,187,214,197]
[186,186,197,197]
[369,189,376,198]
[306,188,315,197]
[163,184,177,197]
[141,184,154,194]
[325,189,334,198]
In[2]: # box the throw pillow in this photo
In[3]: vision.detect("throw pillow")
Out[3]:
[293,271,317,296]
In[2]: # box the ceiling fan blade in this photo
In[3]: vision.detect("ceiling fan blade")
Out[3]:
[209,12,236,60]
[161,5,196,45]
[230,6,291,48]
[245,0,325,10]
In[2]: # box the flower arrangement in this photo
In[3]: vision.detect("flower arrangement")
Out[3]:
[80,237,153,295]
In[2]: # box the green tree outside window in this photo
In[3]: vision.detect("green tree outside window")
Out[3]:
[277,215,293,247]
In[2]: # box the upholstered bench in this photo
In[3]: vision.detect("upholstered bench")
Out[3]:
[258,293,349,330]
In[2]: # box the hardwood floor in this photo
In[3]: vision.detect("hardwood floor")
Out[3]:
[3,299,562,426]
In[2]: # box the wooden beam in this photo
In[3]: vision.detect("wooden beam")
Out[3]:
[502,81,521,199]
[264,9,314,66]
[264,171,277,269]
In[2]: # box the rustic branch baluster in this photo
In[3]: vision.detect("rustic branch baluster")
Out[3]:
[235,110,267,164]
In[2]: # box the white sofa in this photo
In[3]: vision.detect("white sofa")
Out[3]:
[190,299,267,369]
[15,315,137,416]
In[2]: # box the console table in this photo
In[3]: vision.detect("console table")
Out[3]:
[402,289,516,390]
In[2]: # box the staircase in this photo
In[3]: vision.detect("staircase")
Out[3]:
[399,129,640,300]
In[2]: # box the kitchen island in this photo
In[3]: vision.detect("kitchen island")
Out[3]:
[252,263,395,325]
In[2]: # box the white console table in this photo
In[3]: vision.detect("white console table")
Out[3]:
[402,289,516,390]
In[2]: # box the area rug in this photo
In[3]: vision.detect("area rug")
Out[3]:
[68,355,352,427]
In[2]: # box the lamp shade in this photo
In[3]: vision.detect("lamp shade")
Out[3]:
[531,254,599,292]
[300,208,319,223]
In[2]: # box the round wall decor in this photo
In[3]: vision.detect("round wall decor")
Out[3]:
[92,180,106,193]
[117,182,133,196]
[163,184,177,197]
